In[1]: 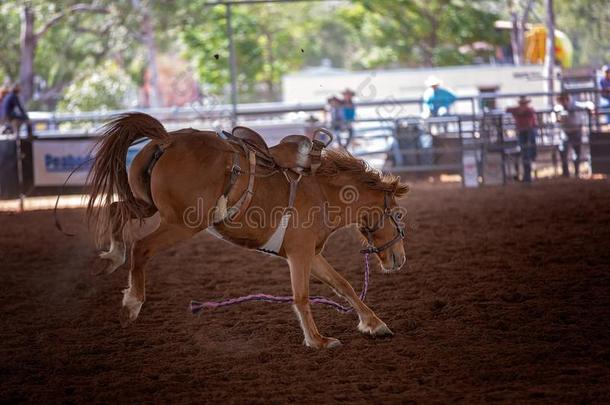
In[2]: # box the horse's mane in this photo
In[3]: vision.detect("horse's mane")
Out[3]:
[317,149,409,197]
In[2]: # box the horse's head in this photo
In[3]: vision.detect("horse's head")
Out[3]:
[359,191,407,273]
[316,149,408,271]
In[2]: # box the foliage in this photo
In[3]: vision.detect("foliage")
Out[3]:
[181,2,313,101]
[347,0,504,67]
[57,61,132,112]
[553,0,609,67]
[0,0,607,110]
[0,3,21,83]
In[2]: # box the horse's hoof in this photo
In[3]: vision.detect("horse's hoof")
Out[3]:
[119,306,135,328]
[358,320,394,337]
[304,336,342,349]
[324,337,342,348]
[94,245,126,276]
[120,291,143,327]
[372,323,394,337]
[92,259,121,276]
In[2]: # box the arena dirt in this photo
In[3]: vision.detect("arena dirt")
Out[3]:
[1,179,609,403]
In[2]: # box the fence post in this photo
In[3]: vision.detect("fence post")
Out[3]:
[458,116,465,187]
[13,124,25,212]
[499,115,507,185]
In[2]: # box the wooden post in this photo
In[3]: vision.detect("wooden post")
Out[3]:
[13,122,25,212]
[543,0,556,107]
[226,3,238,126]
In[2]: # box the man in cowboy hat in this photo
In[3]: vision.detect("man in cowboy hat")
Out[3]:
[420,76,456,165]
[326,95,343,132]
[421,76,456,118]
[554,92,595,178]
[507,96,538,183]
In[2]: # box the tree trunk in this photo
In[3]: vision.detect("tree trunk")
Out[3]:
[264,30,275,100]
[508,0,521,65]
[133,0,161,108]
[19,5,36,104]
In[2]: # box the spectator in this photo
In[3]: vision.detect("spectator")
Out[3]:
[0,86,8,132]
[554,93,594,178]
[341,88,356,146]
[507,96,538,183]
[599,65,610,123]
[421,76,456,118]
[1,84,33,139]
[0,86,7,106]
[326,96,343,133]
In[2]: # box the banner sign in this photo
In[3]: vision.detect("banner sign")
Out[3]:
[32,139,147,187]
[33,140,95,186]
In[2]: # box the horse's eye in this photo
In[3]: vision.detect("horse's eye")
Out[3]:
[395,212,403,220]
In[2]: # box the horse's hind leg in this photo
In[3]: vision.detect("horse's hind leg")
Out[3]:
[96,201,156,275]
[311,255,393,337]
[120,221,196,327]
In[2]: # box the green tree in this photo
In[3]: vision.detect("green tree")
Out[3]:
[58,61,131,112]
[554,0,609,66]
[0,4,21,84]
[181,5,263,102]
[350,0,503,67]
[180,0,504,102]
[181,2,314,101]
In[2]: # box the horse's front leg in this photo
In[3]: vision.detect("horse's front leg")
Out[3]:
[311,254,393,337]
[287,249,341,349]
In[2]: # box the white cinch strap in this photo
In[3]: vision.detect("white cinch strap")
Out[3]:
[257,173,301,255]
[206,226,224,240]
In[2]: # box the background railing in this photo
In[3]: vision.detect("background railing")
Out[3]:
[1,89,610,206]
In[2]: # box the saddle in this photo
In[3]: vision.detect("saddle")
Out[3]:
[214,126,333,253]
[230,126,333,174]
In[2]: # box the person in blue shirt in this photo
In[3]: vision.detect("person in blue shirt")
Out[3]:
[421,76,457,118]
[1,84,33,138]
[0,86,8,131]
[419,76,456,164]
[341,88,356,146]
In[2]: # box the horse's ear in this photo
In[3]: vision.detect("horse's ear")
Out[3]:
[393,181,409,199]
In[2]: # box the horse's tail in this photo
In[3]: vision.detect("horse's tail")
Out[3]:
[87,112,169,247]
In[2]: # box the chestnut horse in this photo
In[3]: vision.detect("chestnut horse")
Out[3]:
[88,113,408,348]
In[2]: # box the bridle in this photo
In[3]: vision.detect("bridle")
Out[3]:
[360,192,406,254]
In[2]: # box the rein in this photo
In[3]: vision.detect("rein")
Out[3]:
[190,253,371,314]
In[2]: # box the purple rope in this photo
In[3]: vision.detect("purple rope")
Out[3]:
[190,253,371,314]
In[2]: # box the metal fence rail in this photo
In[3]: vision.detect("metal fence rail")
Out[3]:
[2,90,610,207]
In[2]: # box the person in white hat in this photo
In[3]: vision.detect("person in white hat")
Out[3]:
[421,76,456,119]
[554,92,595,178]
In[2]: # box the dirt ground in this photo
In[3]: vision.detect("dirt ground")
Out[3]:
[1,179,609,403]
